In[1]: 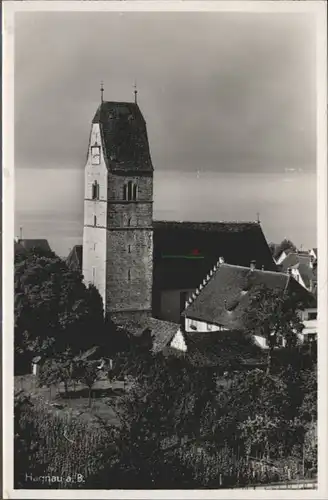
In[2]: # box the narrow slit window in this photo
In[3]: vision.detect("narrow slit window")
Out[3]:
[128,244,131,253]
[92,181,99,200]
[123,184,127,201]
[127,218,131,227]
[92,267,96,284]
[127,181,133,201]
[94,215,97,227]
[133,184,137,201]
[128,269,131,281]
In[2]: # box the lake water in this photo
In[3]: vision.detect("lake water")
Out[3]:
[15,169,316,257]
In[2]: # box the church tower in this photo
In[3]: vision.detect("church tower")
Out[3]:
[82,93,154,324]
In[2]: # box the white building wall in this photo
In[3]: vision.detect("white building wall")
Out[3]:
[276,251,288,265]
[185,316,227,333]
[82,123,108,311]
[170,329,187,352]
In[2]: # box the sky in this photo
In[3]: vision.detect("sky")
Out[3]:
[14,10,317,255]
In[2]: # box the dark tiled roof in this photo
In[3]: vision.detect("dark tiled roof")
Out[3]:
[182,330,266,369]
[115,316,179,353]
[147,318,179,353]
[92,101,153,172]
[66,245,83,271]
[153,221,277,291]
[17,239,51,252]
[184,263,316,328]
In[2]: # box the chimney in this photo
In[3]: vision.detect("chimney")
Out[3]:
[250,260,256,271]
[180,312,186,332]
[219,256,225,264]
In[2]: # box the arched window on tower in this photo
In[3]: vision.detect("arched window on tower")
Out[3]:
[124,181,137,201]
[92,181,99,200]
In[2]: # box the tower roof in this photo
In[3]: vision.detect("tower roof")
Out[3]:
[92,101,153,172]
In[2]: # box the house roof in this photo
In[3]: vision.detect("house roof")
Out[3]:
[275,247,294,261]
[147,318,180,353]
[17,239,52,253]
[280,252,312,272]
[92,101,153,172]
[14,240,27,256]
[153,221,277,291]
[177,330,266,369]
[183,263,316,328]
[114,316,179,353]
[67,245,83,271]
[291,262,317,289]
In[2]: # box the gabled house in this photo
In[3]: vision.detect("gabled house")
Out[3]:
[309,248,318,263]
[279,252,317,294]
[287,264,317,295]
[275,247,294,266]
[67,245,83,271]
[170,259,317,351]
[15,238,52,253]
[152,221,277,323]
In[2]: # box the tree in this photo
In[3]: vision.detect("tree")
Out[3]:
[243,285,305,373]
[14,251,104,372]
[38,349,75,397]
[73,359,100,407]
[273,238,297,260]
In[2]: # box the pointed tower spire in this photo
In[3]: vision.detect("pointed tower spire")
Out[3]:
[100,81,104,103]
[133,80,138,104]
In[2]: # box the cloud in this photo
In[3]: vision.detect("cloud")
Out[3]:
[15,11,316,173]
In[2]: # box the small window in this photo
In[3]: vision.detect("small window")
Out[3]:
[93,215,97,227]
[306,333,317,343]
[127,217,131,227]
[128,269,131,281]
[133,184,137,201]
[190,320,197,331]
[307,312,317,320]
[124,181,137,201]
[92,181,99,200]
[128,181,133,201]
[128,244,131,253]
